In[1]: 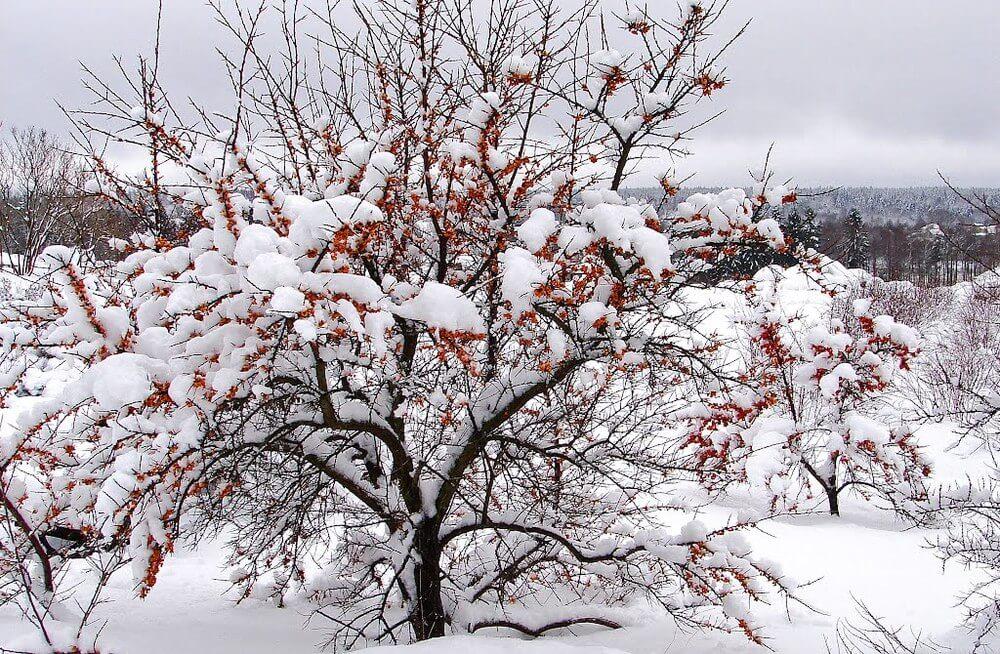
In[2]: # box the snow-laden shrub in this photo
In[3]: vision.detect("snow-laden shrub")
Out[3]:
[915,270,1000,652]
[0,0,810,649]
[849,278,953,330]
[913,276,1000,431]
[684,270,928,516]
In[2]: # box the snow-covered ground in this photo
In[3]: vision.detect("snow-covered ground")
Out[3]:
[1,421,989,653]
[1,264,995,654]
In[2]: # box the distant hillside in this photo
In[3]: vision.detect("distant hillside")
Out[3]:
[624,186,1000,226]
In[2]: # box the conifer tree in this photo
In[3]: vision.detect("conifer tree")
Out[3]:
[841,208,870,270]
[797,207,821,251]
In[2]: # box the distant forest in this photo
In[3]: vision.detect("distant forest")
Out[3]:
[629,186,1000,287]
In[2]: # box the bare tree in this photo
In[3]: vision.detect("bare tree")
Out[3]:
[0,127,92,274]
[826,598,945,654]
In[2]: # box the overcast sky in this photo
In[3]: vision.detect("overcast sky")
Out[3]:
[2,0,998,187]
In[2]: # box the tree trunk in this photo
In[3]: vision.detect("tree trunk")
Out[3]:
[801,459,841,517]
[411,524,446,640]
[826,485,840,516]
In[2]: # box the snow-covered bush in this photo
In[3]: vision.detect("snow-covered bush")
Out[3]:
[915,277,1000,433]
[1,422,126,654]
[0,265,130,653]
[686,272,927,516]
[857,278,953,331]
[925,480,1000,654]
[827,598,946,654]
[914,188,1000,654]
[0,0,806,648]
[915,274,1000,653]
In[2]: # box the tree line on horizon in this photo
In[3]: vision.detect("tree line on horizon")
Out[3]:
[647,186,1000,286]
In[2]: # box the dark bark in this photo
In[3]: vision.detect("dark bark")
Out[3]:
[1,489,54,592]
[826,481,840,516]
[411,522,446,640]
[801,457,841,516]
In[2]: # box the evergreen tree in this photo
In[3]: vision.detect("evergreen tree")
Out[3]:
[715,208,788,277]
[722,206,824,277]
[914,224,946,285]
[779,207,819,252]
[841,208,870,269]
[779,208,802,242]
[798,207,821,251]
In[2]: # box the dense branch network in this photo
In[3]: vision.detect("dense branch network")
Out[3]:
[0,0,810,649]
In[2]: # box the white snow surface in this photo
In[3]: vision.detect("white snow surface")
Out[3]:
[0,263,996,654]
[393,281,487,334]
[0,428,987,653]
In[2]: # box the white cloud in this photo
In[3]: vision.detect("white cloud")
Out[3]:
[650,118,1000,188]
[2,0,997,187]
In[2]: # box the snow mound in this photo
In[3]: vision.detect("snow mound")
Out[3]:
[394,282,487,334]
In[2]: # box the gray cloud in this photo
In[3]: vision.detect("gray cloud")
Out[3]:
[2,0,997,187]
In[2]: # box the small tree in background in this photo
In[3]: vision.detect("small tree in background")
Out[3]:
[0,127,84,274]
[841,208,870,270]
[685,277,928,516]
[751,288,926,515]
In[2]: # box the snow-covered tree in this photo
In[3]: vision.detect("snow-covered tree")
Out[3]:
[785,207,820,252]
[1,0,805,647]
[840,209,870,271]
[0,127,93,274]
[686,274,927,516]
